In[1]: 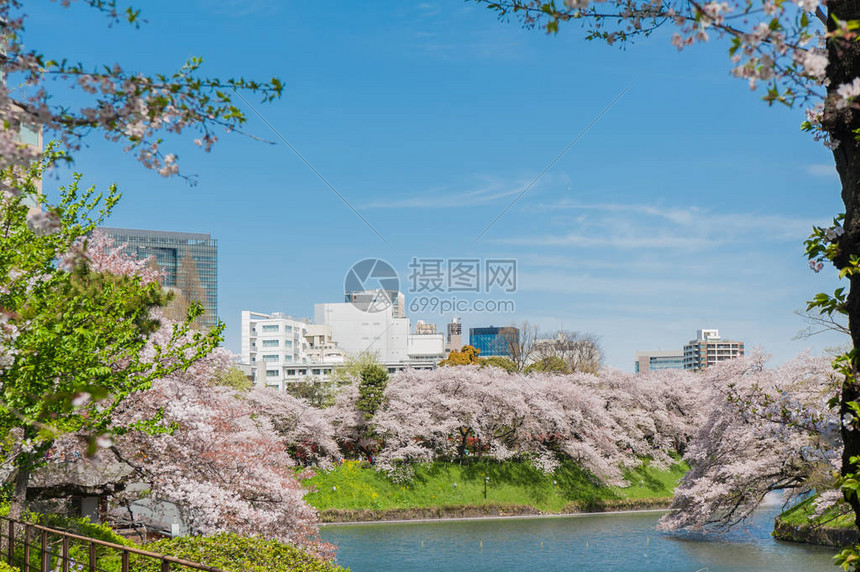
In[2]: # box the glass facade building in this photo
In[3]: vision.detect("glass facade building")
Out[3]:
[100,227,218,330]
[469,326,519,358]
[634,351,685,373]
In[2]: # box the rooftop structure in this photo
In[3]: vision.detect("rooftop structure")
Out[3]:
[344,289,405,318]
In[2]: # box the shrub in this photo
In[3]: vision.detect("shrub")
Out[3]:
[128,534,346,572]
[0,509,129,572]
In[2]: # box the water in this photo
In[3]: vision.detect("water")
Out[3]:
[321,506,838,571]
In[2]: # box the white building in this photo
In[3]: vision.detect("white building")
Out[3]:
[682,329,744,371]
[240,311,342,390]
[314,302,444,373]
[305,324,347,365]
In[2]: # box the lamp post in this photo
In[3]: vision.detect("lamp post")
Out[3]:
[483,476,489,500]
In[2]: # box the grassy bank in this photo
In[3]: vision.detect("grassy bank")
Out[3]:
[774,495,859,547]
[303,458,687,521]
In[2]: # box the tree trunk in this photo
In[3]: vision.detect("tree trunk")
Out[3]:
[457,427,470,460]
[8,465,29,521]
[828,0,860,531]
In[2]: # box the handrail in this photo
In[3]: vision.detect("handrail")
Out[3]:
[1,515,227,572]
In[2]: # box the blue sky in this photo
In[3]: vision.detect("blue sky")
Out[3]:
[24,1,845,370]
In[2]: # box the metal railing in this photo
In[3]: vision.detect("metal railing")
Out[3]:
[1,516,226,572]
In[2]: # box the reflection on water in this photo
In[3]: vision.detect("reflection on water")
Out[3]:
[321,505,837,571]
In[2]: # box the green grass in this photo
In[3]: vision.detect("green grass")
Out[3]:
[303,458,689,513]
[779,495,856,530]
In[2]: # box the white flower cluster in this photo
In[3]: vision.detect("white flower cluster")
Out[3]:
[25,210,60,236]
[836,78,860,109]
[0,312,20,371]
[824,225,845,241]
[810,490,843,519]
[796,49,828,81]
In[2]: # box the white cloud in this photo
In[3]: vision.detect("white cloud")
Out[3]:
[503,200,821,250]
[806,163,836,177]
[362,176,539,209]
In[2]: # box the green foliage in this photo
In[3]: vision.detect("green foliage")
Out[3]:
[0,509,338,572]
[33,513,130,546]
[299,352,384,408]
[304,458,688,514]
[482,356,518,373]
[0,509,130,572]
[214,366,253,391]
[0,153,222,511]
[524,356,571,374]
[331,352,381,386]
[356,364,388,420]
[128,534,345,572]
[779,495,855,530]
[0,562,18,572]
[40,514,129,572]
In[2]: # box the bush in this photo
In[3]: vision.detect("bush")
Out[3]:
[33,513,130,545]
[128,534,346,572]
[0,508,129,572]
[0,562,19,572]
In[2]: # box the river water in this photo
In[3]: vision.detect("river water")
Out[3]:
[321,505,838,571]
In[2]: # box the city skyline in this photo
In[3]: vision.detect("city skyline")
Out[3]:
[26,2,846,370]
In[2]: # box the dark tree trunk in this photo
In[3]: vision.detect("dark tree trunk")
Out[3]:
[457,427,470,460]
[827,0,860,532]
[8,465,29,521]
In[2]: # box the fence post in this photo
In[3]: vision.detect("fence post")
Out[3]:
[23,525,30,571]
[162,559,170,572]
[40,529,48,572]
[89,541,96,572]
[6,520,13,566]
[62,536,69,572]
[121,550,129,572]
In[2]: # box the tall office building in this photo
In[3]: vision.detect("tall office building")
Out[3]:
[682,329,744,371]
[469,326,519,358]
[100,227,218,329]
[634,350,684,373]
[445,317,462,353]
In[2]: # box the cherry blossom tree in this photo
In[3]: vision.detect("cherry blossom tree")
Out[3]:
[0,156,219,521]
[325,384,378,460]
[0,0,283,181]
[659,352,842,532]
[39,235,337,557]
[106,353,334,558]
[0,0,286,527]
[362,365,705,484]
[477,0,860,538]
